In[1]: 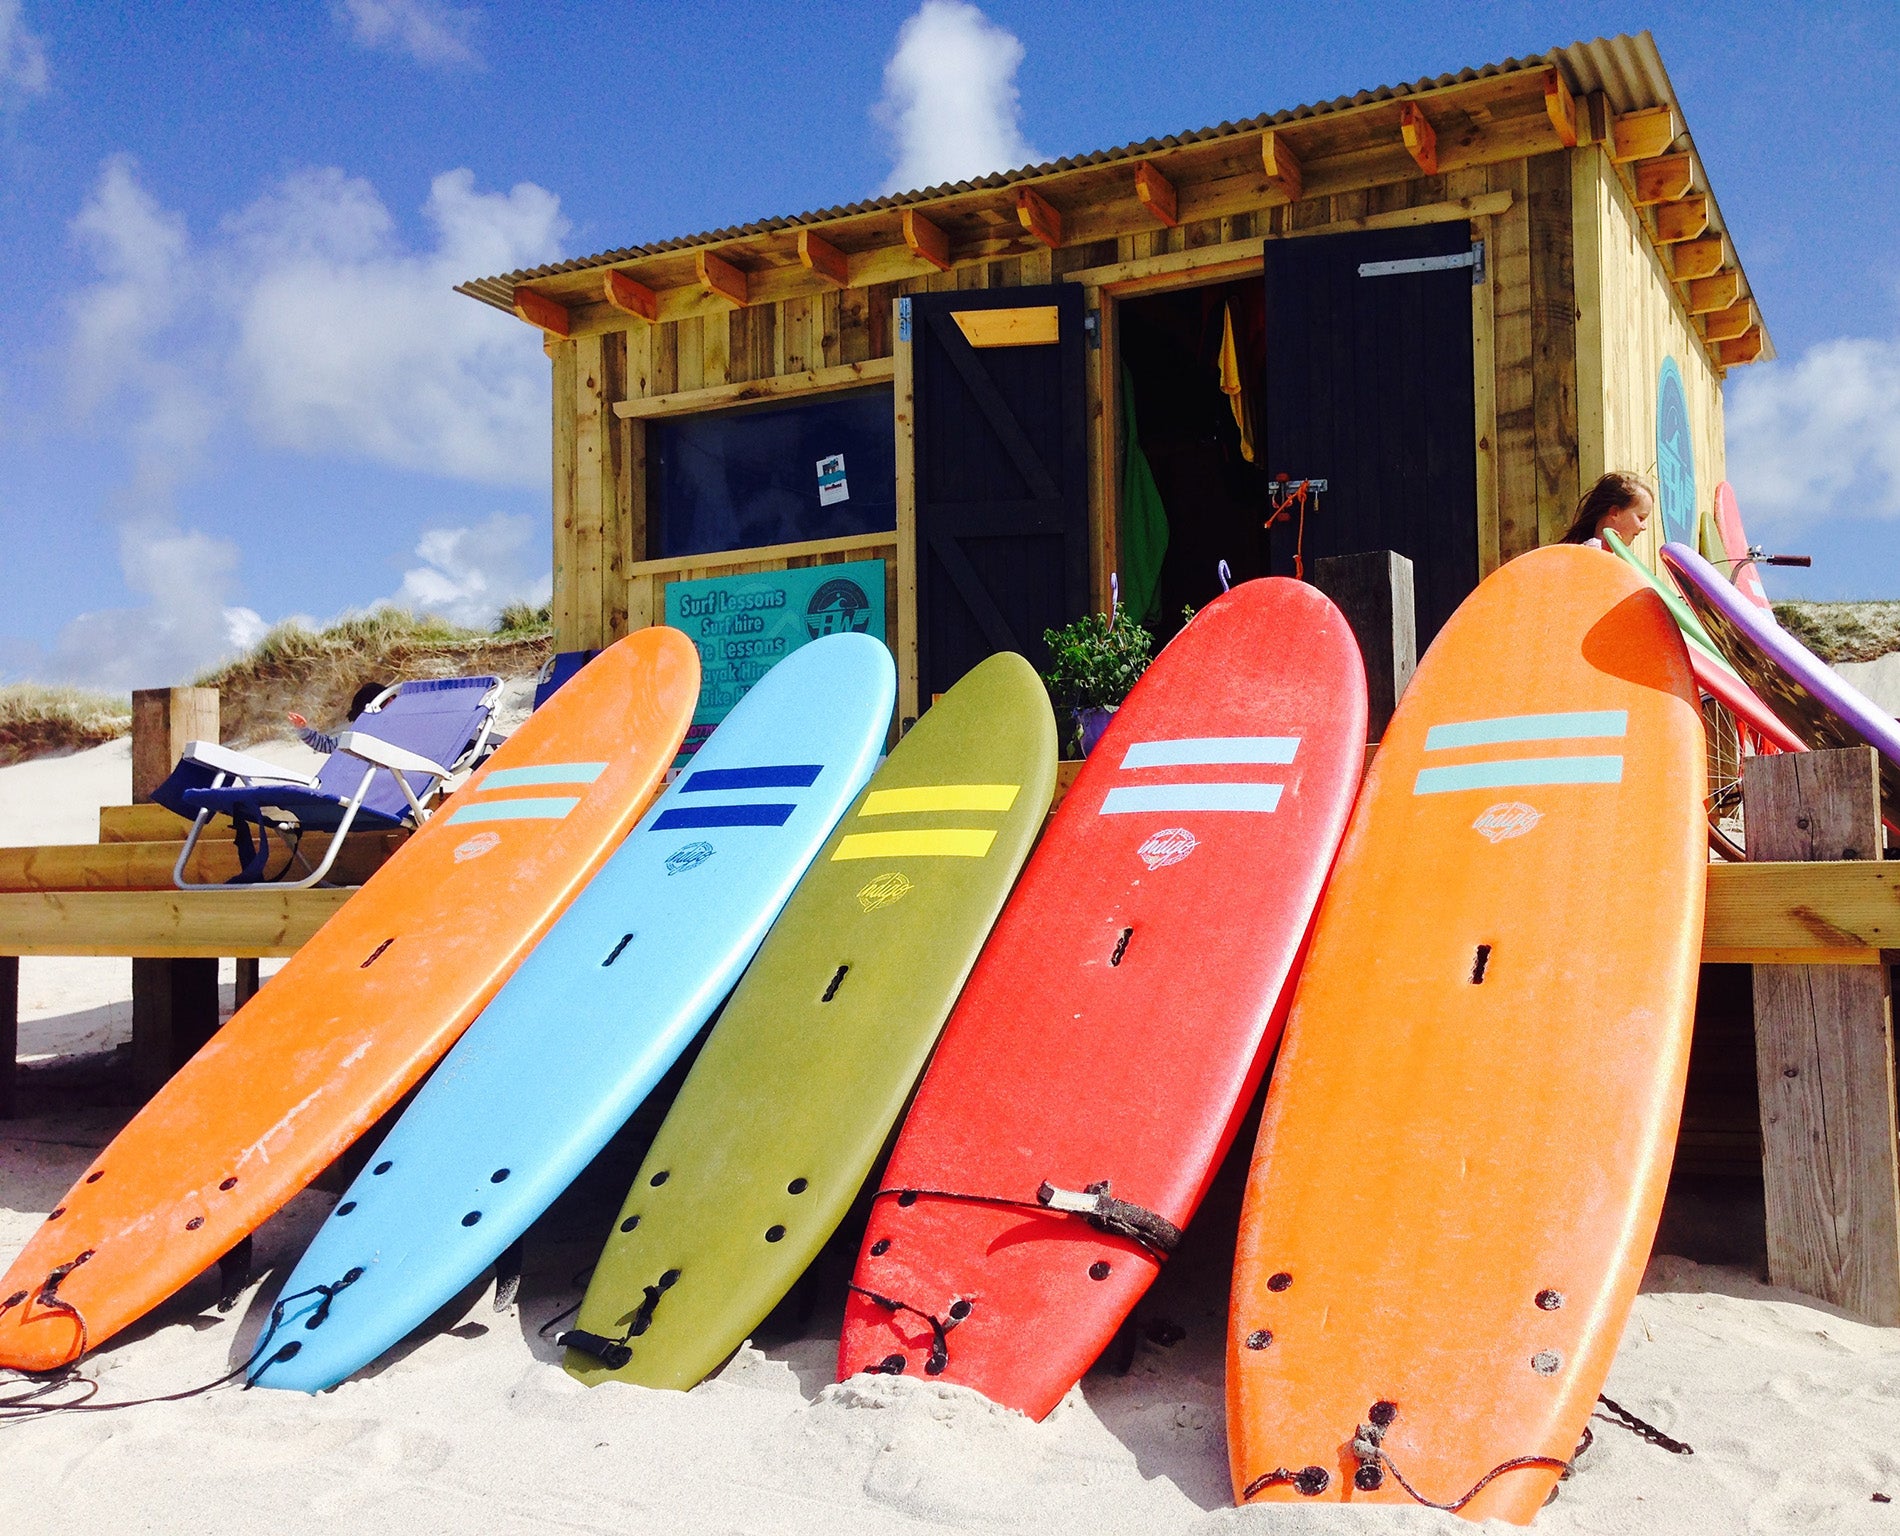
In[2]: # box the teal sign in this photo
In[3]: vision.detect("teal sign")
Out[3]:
[665,559,886,747]
[1655,356,1696,546]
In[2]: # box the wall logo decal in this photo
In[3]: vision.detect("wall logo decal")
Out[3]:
[1137,827,1199,869]
[805,577,874,640]
[1472,803,1542,843]
[1656,356,1696,546]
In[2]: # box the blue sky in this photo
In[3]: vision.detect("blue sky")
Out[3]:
[2,1,1896,689]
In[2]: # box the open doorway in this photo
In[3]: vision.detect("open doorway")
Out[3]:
[1116,280,1269,645]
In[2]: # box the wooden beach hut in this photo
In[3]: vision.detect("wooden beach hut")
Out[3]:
[461,30,1767,727]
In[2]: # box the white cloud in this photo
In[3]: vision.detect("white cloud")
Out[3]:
[227,167,565,486]
[27,155,563,687]
[875,0,1039,193]
[0,0,48,105]
[337,0,480,69]
[1727,333,1900,534]
[390,510,550,628]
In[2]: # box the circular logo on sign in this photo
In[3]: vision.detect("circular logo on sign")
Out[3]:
[806,578,873,640]
[1655,356,1696,546]
[1472,803,1542,843]
[452,831,501,863]
[665,840,716,875]
[1137,827,1198,869]
[857,871,913,912]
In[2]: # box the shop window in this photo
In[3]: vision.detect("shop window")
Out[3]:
[649,389,897,559]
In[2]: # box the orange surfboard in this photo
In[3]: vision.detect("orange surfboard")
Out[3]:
[1228,546,1705,1523]
[0,629,698,1373]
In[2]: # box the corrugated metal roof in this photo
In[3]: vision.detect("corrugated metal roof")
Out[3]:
[459,30,1767,357]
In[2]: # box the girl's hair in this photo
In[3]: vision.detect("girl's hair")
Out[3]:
[348,682,391,718]
[1560,472,1655,544]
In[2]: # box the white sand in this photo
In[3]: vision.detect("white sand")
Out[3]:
[4,750,1899,1533]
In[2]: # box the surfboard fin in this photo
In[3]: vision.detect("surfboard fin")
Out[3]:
[493,1239,524,1313]
[216,1236,253,1313]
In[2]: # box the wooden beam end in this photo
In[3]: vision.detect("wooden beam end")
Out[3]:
[901,208,953,272]
[695,248,750,307]
[796,229,851,287]
[511,285,570,338]
[1543,67,1578,149]
[1399,101,1438,176]
[1261,129,1303,203]
[601,269,659,323]
[1015,186,1063,249]
[1133,161,1179,227]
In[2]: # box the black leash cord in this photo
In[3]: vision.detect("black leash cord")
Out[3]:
[872,1182,1180,1260]
[1597,1393,1694,1455]
[0,1268,362,1423]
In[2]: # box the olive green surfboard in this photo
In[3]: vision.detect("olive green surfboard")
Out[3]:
[563,651,1057,1390]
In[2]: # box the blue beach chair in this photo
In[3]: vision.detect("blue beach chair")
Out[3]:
[156,676,502,890]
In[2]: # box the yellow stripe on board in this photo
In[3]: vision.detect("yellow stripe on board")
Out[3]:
[832,829,999,861]
[860,784,1020,816]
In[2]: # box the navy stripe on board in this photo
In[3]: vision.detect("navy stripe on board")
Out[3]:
[682,765,822,792]
[652,803,797,830]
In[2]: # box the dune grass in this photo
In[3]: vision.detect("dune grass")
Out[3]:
[0,684,133,766]
[195,605,554,747]
[1774,601,1900,664]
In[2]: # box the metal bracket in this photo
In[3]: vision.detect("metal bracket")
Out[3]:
[1084,310,1100,349]
[1357,241,1486,286]
[897,295,912,344]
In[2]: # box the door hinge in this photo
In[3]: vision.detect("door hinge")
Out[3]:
[898,295,912,344]
[1357,241,1485,286]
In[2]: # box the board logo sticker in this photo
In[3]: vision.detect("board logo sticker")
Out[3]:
[1138,827,1198,869]
[665,840,716,875]
[452,831,501,863]
[857,871,913,912]
[1472,803,1542,843]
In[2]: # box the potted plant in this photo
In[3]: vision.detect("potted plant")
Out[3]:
[1040,608,1154,757]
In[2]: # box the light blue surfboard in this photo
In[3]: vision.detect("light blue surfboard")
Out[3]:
[252,632,895,1391]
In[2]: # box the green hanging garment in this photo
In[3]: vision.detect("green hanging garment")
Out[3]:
[1119,363,1169,625]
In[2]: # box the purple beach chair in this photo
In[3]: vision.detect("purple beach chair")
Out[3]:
[155,676,502,889]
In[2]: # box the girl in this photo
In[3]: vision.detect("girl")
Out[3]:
[1559,471,1656,549]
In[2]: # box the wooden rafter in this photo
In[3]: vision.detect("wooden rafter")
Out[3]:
[1703,301,1755,344]
[797,229,850,287]
[1671,237,1726,281]
[1655,196,1709,244]
[1611,105,1680,163]
[1542,68,1578,148]
[1016,186,1063,248]
[902,208,952,271]
[511,285,570,337]
[1633,152,1694,206]
[1719,327,1765,367]
[601,269,658,322]
[1399,101,1437,175]
[695,249,749,306]
[1133,161,1178,227]
[1686,271,1740,315]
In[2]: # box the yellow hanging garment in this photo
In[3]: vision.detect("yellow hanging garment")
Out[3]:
[1218,301,1255,463]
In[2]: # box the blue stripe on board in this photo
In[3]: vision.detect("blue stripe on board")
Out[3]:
[682,765,823,792]
[1423,711,1628,751]
[446,798,579,824]
[1099,783,1284,815]
[1120,736,1300,769]
[651,803,797,830]
[479,762,607,789]
[1413,756,1624,795]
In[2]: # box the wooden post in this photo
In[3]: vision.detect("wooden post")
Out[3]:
[130,687,219,801]
[0,956,16,1120]
[1744,746,1900,1324]
[130,685,222,1096]
[1308,551,1417,741]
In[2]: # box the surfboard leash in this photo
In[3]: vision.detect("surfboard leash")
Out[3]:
[844,1283,969,1377]
[0,1265,363,1423]
[1241,1391,1689,1510]
[870,1181,1183,1259]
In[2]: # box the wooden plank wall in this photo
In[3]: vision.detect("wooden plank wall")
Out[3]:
[546,150,1588,655]
[1571,145,1727,569]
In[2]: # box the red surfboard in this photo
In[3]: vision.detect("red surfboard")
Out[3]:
[837,578,1367,1419]
[1712,482,1774,614]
